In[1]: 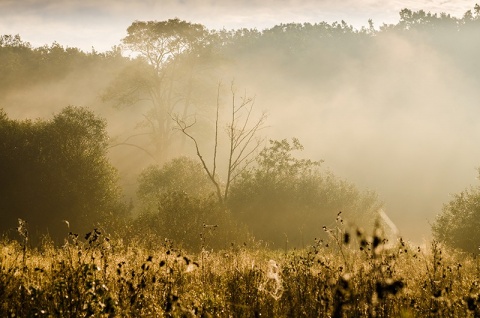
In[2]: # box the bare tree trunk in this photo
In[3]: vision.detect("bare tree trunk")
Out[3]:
[172,82,267,205]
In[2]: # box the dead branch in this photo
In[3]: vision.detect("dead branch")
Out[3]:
[172,83,267,205]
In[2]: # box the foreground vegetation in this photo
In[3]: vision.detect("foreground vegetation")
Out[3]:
[2,219,479,317]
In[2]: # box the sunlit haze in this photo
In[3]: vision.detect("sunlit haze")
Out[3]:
[1,0,480,244]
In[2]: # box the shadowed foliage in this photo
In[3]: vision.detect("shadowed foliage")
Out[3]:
[0,107,124,244]
[433,169,480,253]
[228,139,381,247]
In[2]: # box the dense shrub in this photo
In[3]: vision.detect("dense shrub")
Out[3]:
[134,157,250,250]
[137,156,215,214]
[228,139,381,248]
[0,107,124,243]
[433,170,480,253]
[134,191,251,251]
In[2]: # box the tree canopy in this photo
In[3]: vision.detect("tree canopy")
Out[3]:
[103,19,213,163]
[0,107,123,243]
[432,170,480,253]
[134,156,249,250]
[137,156,215,214]
[0,35,125,97]
[228,139,381,247]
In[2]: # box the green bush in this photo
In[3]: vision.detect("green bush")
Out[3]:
[228,139,381,248]
[0,107,124,244]
[135,157,250,250]
[135,191,250,251]
[137,156,215,215]
[433,170,480,253]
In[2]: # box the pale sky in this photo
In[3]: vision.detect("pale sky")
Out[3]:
[0,0,476,52]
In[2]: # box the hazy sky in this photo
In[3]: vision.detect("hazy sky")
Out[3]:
[0,0,476,51]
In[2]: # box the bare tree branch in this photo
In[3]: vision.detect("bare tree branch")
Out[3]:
[172,113,224,203]
[172,83,267,205]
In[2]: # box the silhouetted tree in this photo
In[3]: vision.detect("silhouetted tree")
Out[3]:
[103,19,210,163]
[0,107,123,243]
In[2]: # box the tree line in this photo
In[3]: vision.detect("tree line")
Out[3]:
[1,6,480,251]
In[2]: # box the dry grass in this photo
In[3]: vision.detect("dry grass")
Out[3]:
[1,220,479,317]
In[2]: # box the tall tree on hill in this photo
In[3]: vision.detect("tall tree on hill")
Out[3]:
[103,19,210,163]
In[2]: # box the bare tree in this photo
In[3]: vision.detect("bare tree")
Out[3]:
[173,83,267,205]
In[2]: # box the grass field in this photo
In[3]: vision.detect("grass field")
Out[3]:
[1,221,479,317]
